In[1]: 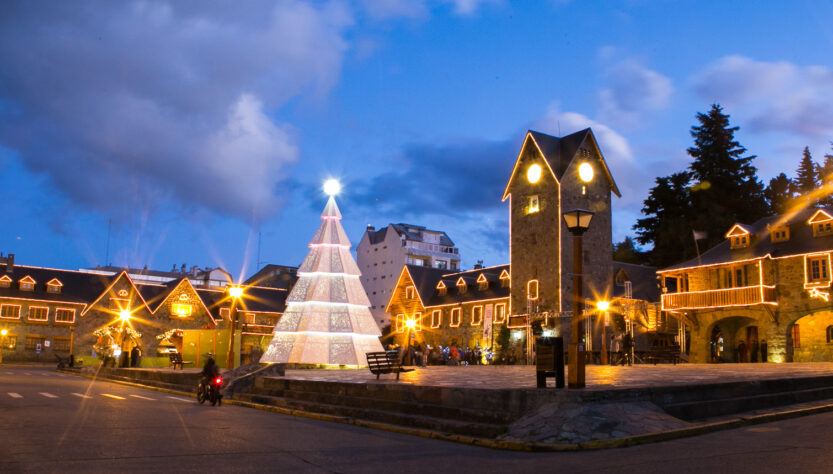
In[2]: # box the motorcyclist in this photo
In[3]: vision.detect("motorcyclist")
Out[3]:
[201,354,220,382]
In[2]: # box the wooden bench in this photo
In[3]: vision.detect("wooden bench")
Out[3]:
[366,351,413,380]
[169,353,194,370]
[645,346,681,365]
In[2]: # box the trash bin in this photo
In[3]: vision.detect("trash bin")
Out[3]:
[535,336,565,388]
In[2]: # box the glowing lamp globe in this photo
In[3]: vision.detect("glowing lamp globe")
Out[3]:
[323,179,341,196]
[119,310,130,321]
[228,286,243,298]
[596,300,610,311]
[0,329,7,336]
[527,163,542,183]
[578,162,594,183]
[405,318,416,330]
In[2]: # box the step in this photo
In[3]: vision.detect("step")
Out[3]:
[662,386,833,421]
[232,392,507,438]
[649,375,833,406]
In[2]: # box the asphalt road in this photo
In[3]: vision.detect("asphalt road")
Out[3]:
[1,365,832,473]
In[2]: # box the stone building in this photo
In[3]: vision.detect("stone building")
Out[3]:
[658,207,833,363]
[0,255,287,364]
[357,223,460,329]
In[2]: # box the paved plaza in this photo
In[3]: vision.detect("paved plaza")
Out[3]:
[283,362,833,390]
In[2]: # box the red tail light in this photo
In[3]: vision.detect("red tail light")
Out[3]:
[214,377,222,385]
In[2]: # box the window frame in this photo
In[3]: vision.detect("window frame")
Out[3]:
[494,303,507,324]
[0,304,21,319]
[395,314,405,333]
[471,305,483,326]
[27,306,49,322]
[450,307,461,327]
[55,308,76,323]
[430,309,442,328]
[527,280,539,301]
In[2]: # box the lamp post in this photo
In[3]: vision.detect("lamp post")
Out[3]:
[562,208,594,388]
[226,285,244,370]
[0,328,6,364]
[597,300,610,365]
[404,318,416,366]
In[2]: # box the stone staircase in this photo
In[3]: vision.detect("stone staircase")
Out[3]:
[231,377,518,438]
[657,375,833,420]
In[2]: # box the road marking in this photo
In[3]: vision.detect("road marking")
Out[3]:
[130,395,155,401]
[5,371,13,375]
[55,373,66,377]
[23,372,32,376]
[71,393,92,399]
[101,394,125,400]
[8,393,22,398]
[40,392,58,398]
[166,396,192,402]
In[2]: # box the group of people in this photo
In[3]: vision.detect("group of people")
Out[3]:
[389,342,491,367]
[608,332,634,366]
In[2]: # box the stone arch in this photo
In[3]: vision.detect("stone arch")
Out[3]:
[703,316,758,363]
[788,310,833,362]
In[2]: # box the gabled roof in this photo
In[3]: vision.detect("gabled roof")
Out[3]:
[244,264,298,290]
[82,271,154,316]
[503,129,621,200]
[612,262,659,302]
[0,264,113,307]
[808,209,833,224]
[660,207,833,272]
[395,264,511,309]
[725,224,752,238]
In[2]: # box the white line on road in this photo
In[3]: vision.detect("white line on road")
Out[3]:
[166,396,192,402]
[39,392,58,398]
[23,372,32,376]
[101,394,125,400]
[8,393,22,398]
[71,393,92,399]
[130,395,155,401]
[5,371,13,375]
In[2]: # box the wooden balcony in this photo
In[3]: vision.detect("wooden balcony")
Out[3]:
[662,285,777,311]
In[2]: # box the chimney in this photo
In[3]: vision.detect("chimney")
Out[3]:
[191,265,199,276]
[180,264,186,273]
[172,264,177,272]
[474,260,483,269]
[6,253,14,273]
[366,224,375,232]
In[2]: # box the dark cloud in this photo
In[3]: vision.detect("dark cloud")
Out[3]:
[0,0,352,223]
[347,138,518,217]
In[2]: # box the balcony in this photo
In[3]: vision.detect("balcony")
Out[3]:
[662,285,777,311]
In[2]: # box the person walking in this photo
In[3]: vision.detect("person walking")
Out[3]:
[622,332,633,366]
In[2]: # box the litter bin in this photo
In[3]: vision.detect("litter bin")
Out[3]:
[535,336,565,388]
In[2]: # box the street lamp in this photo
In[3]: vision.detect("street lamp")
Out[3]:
[226,285,244,370]
[596,300,610,365]
[404,318,416,366]
[0,328,6,364]
[563,208,594,388]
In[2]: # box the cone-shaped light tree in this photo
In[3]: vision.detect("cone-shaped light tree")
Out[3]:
[260,182,384,366]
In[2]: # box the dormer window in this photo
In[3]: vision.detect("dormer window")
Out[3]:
[528,195,539,214]
[808,210,833,237]
[476,274,488,291]
[726,225,751,249]
[771,226,790,243]
[436,280,447,296]
[19,276,35,292]
[456,277,468,294]
[46,278,63,294]
[499,269,510,288]
[0,275,11,288]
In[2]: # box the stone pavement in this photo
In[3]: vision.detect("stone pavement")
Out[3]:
[284,362,833,390]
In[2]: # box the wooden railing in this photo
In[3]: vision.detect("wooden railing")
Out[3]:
[662,285,776,311]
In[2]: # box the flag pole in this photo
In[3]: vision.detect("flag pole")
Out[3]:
[693,231,702,266]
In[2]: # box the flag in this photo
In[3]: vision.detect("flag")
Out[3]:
[692,230,708,240]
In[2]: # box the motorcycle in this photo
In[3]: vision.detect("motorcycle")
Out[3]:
[197,376,223,406]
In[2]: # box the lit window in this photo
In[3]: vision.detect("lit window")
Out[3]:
[405,286,415,299]
[807,256,830,283]
[477,274,488,291]
[771,226,790,242]
[0,304,21,319]
[25,335,46,351]
[55,308,75,323]
[0,275,10,288]
[450,308,461,327]
[1,333,16,349]
[499,269,510,288]
[431,309,442,328]
[53,337,71,352]
[456,277,467,294]
[413,312,422,332]
[527,280,539,301]
[28,306,48,321]
[471,306,483,326]
[528,195,539,214]
[436,280,447,296]
[494,303,507,324]
[46,278,63,294]
[172,303,192,317]
[19,276,35,291]
[396,314,405,333]
[816,222,833,237]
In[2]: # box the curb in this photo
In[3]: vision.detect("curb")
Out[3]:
[58,369,833,452]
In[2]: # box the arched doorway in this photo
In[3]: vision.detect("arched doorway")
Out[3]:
[706,316,757,363]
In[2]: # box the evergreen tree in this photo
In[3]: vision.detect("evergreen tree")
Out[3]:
[820,144,833,207]
[634,172,695,267]
[792,146,819,204]
[686,104,767,253]
[613,236,649,265]
[764,173,794,215]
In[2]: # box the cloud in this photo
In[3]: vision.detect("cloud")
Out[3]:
[597,59,673,128]
[359,0,497,20]
[693,55,833,138]
[0,0,352,223]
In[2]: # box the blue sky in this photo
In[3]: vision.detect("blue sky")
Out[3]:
[1,0,832,280]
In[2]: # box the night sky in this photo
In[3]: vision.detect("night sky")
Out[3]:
[1,0,831,280]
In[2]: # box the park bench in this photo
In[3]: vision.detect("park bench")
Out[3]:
[645,346,681,365]
[169,352,193,370]
[365,351,413,380]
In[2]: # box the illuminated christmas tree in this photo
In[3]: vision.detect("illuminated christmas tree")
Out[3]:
[260,181,384,366]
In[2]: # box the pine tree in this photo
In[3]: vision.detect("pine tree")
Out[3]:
[764,173,794,215]
[260,196,384,366]
[613,236,649,265]
[792,146,819,205]
[633,172,695,267]
[686,104,767,252]
[820,144,833,208]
